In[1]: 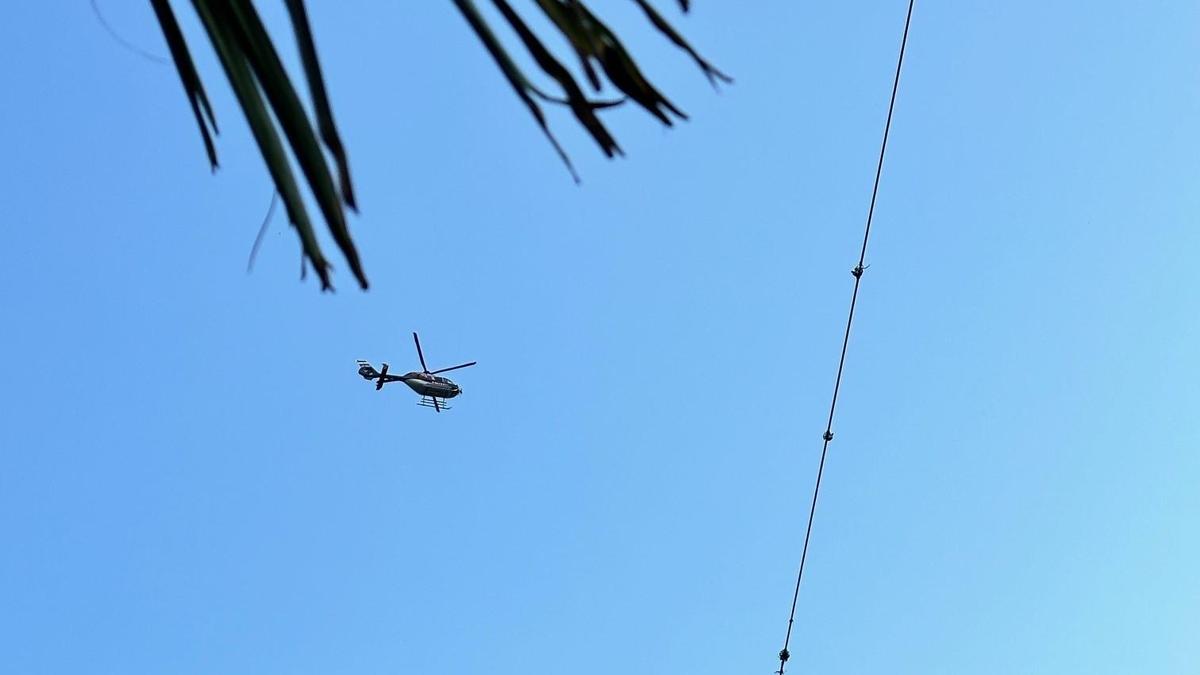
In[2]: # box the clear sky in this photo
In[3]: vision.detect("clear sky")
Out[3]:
[2,2,1198,674]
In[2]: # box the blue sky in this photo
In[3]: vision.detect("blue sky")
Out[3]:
[2,2,1198,673]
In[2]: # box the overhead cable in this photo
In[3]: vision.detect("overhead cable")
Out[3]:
[775,2,916,673]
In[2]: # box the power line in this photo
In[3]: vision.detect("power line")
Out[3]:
[776,2,915,673]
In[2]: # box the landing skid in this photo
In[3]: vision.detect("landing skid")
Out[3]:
[417,396,449,412]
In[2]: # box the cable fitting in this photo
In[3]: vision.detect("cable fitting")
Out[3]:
[778,648,790,663]
[851,264,869,278]
[822,431,834,441]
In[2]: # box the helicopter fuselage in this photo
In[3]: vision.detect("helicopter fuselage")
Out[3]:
[356,364,462,398]
[399,372,461,399]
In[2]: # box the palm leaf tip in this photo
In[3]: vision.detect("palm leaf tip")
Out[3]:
[192,0,339,290]
[492,0,622,159]
[633,0,733,88]
[454,0,588,180]
[540,1,689,125]
[152,0,221,170]
[282,0,358,210]
[164,0,367,291]
[225,0,368,288]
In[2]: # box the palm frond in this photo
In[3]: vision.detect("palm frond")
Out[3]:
[631,0,732,87]
[490,0,622,158]
[154,0,728,289]
[191,0,341,289]
[151,0,219,170]
[224,0,367,288]
[282,0,356,210]
[452,0,582,181]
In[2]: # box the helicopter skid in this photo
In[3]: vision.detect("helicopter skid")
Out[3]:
[417,396,450,411]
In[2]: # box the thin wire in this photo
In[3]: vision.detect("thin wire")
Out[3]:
[90,0,170,65]
[776,2,915,673]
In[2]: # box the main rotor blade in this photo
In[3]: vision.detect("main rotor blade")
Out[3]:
[429,361,476,375]
[412,332,429,372]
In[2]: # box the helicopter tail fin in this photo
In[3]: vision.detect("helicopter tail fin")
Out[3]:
[356,360,380,380]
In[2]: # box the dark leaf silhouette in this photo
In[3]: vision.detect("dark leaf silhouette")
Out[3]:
[154,0,727,289]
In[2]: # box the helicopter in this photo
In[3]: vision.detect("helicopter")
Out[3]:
[357,332,476,412]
